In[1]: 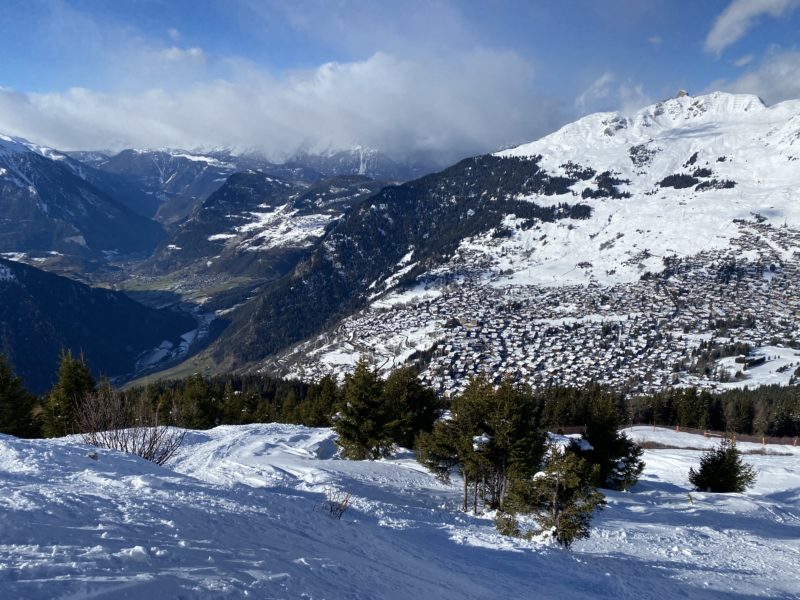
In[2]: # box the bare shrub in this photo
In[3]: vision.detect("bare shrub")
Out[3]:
[316,487,352,520]
[76,389,184,466]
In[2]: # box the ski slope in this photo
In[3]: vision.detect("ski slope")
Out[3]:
[0,425,798,598]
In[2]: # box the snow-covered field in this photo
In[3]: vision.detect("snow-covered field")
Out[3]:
[1,425,798,599]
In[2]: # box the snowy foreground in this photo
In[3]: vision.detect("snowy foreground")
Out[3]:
[1,425,799,599]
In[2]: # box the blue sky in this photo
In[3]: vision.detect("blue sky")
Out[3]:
[1,0,799,162]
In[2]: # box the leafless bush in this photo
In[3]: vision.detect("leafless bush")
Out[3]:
[316,487,352,520]
[76,389,184,466]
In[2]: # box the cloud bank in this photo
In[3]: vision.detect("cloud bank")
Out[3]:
[705,0,800,55]
[716,50,800,104]
[0,50,562,164]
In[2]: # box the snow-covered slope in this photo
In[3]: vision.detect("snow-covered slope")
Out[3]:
[490,92,800,286]
[1,425,798,598]
[250,92,800,395]
[138,173,387,313]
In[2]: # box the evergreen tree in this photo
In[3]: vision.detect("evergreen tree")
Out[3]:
[44,350,95,437]
[583,392,644,490]
[505,442,605,548]
[0,352,37,437]
[481,378,545,509]
[417,376,546,513]
[417,377,492,511]
[174,374,215,429]
[689,439,757,493]
[303,375,339,427]
[220,379,243,424]
[382,366,443,449]
[334,359,389,459]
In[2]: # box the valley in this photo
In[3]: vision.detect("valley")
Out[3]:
[4,92,800,396]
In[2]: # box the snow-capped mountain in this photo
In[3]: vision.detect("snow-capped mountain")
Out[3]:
[287,146,433,181]
[140,172,388,311]
[201,92,800,393]
[0,134,165,261]
[90,144,430,230]
[93,148,248,224]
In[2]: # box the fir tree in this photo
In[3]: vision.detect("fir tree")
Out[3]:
[583,392,645,490]
[304,375,339,427]
[44,350,95,437]
[334,359,389,459]
[0,352,37,437]
[220,379,244,424]
[174,374,215,429]
[505,442,605,548]
[689,439,757,493]
[481,378,545,509]
[417,376,545,513]
[382,366,443,449]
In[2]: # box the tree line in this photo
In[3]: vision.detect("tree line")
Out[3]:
[2,351,772,546]
[626,385,800,437]
[2,350,798,441]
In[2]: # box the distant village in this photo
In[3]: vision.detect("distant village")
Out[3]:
[266,219,800,396]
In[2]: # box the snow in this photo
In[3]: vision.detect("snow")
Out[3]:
[370,282,442,309]
[1,425,799,598]
[481,92,800,287]
[206,203,339,253]
[207,233,236,241]
[165,152,233,169]
[711,345,800,389]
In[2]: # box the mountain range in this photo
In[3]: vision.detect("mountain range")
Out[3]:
[2,91,800,395]
[0,134,165,263]
[207,92,800,395]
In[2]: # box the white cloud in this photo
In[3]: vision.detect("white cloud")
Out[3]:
[648,35,662,47]
[616,83,652,116]
[705,0,800,55]
[0,51,560,164]
[714,50,800,104]
[733,53,755,67]
[167,27,180,41]
[575,73,651,116]
[575,73,616,112]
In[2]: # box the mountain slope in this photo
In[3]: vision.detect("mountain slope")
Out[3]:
[0,258,196,393]
[137,173,388,311]
[287,146,432,181]
[199,92,800,393]
[0,134,165,259]
[213,154,590,365]
[93,149,325,224]
[0,424,797,598]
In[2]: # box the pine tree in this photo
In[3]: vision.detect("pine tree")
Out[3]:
[506,443,605,548]
[481,378,545,509]
[44,350,95,437]
[417,376,546,513]
[174,374,215,429]
[583,392,644,490]
[304,375,338,427]
[382,366,443,449]
[0,352,37,437]
[334,359,389,459]
[689,439,757,493]
[220,379,245,424]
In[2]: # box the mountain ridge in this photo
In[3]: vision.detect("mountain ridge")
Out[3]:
[199,91,800,395]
